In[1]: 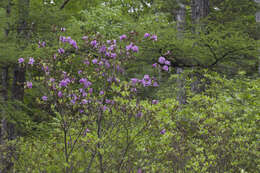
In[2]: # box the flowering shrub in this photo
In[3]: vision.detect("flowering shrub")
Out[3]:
[15,31,168,172]
[13,31,259,173]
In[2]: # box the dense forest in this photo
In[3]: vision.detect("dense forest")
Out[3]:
[0,0,259,172]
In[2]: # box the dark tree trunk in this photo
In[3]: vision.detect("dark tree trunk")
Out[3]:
[1,66,9,101]
[11,65,25,101]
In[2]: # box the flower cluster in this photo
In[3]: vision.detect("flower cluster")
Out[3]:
[59,36,78,49]
[38,41,46,48]
[152,56,171,71]
[126,43,139,52]
[18,57,35,66]
[143,33,157,41]
[130,75,159,88]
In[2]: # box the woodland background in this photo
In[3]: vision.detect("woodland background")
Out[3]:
[0,0,259,172]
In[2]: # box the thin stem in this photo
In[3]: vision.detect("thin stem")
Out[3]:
[64,128,69,173]
[97,111,104,173]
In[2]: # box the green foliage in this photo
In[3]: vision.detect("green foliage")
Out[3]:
[12,73,260,172]
[1,0,260,172]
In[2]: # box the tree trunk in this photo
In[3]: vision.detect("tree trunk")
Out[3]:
[190,0,210,94]
[0,1,12,171]
[191,0,210,24]
[176,1,187,105]
[1,66,9,101]
[11,65,25,101]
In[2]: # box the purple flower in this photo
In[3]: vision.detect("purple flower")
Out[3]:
[160,129,166,135]
[151,35,157,41]
[131,45,139,52]
[42,41,46,47]
[165,60,171,65]
[131,78,139,85]
[98,61,103,66]
[99,91,104,95]
[60,36,66,42]
[71,99,76,104]
[108,44,116,51]
[58,91,63,98]
[84,60,90,65]
[119,34,127,40]
[79,88,84,93]
[113,39,117,44]
[105,61,110,69]
[131,87,137,92]
[143,75,150,80]
[162,65,169,71]
[61,27,66,32]
[92,59,98,64]
[82,99,88,104]
[152,100,159,104]
[126,43,133,51]
[28,57,35,65]
[53,54,57,60]
[142,75,152,87]
[80,78,92,88]
[84,128,90,135]
[88,88,93,94]
[58,48,65,54]
[42,96,48,101]
[50,78,55,82]
[158,56,166,64]
[137,169,142,173]
[90,40,97,47]
[59,78,70,87]
[78,70,82,74]
[144,33,150,38]
[99,45,106,53]
[69,39,78,49]
[79,78,87,84]
[102,105,108,111]
[110,53,117,59]
[106,40,111,44]
[27,82,32,88]
[82,36,88,40]
[152,63,157,68]
[153,81,159,87]
[105,99,111,104]
[38,41,41,48]
[136,112,143,118]
[18,58,24,64]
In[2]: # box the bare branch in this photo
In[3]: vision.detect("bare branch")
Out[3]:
[60,0,71,10]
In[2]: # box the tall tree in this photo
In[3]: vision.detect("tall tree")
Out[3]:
[176,0,187,105]
[190,0,210,93]
[191,0,210,24]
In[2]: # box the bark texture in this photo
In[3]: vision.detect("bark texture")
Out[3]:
[176,1,187,105]
[191,0,210,23]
